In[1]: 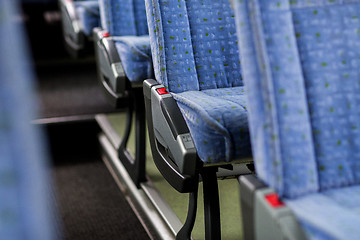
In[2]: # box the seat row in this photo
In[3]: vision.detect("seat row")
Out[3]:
[59,0,360,239]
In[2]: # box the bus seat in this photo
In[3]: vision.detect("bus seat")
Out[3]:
[94,0,153,105]
[112,35,152,86]
[59,0,100,58]
[94,0,153,188]
[144,0,253,238]
[234,0,360,239]
[0,0,58,239]
[75,1,100,36]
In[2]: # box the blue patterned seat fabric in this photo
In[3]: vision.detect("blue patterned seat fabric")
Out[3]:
[114,35,153,85]
[0,1,57,239]
[99,0,153,83]
[75,0,100,36]
[234,0,360,238]
[100,0,148,36]
[174,87,251,163]
[286,185,360,239]
[145,0,251,163]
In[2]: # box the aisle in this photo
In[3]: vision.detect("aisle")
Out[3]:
[36,59,118,120]
[48,122,150,240]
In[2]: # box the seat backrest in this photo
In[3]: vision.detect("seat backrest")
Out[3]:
[234,0,360,199]
[99,0,148,36]
[145,0,243,94]
[74,1,101,36]
[0,1,57,239]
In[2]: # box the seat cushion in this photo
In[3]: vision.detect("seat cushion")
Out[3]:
[286,185,360,240]
[173,87,251,163]
[114,35,153,84]
[75,1,100,36]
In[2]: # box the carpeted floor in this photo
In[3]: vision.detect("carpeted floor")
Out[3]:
[47,122,150,240]
[28,6,148,239]
[25,3,118,120]
[36,60,118,119]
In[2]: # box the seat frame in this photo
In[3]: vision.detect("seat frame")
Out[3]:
[93,27,129,107]
[94,27,147,188]
[144,79,253,239]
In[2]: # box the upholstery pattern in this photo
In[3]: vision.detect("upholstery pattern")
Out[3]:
[286,185,360,239]
[75,1,100,36]
[114,35,153,83]
[290,1,360,190]
[99,0,148,36]
[0,1,57,239]
[133,0,149,35]
[146,0,243,93]
[146,0,198,92]
[234,0,318,198]
[146,0,251,163]
[173,87,251,163]
[236,0,360,196]
[98,0,151,83]
[234,0,360,239]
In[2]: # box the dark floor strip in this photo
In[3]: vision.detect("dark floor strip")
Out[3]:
[36,59,119,119]
[47,122,150,240]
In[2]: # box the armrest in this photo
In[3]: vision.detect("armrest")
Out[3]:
[94,28,128,106]
[59,0,85,56]
[239,175,267,240]
[254,188,307,240]
[143,80,199,193]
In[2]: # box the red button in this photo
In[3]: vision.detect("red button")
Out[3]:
[265,193,285,208]
[156,87,169,95]
[102,32,110,38]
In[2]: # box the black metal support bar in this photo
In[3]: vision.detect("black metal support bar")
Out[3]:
[134,88,146,185]
[117,88,146,188]
[119,98,133,153]
[201,167,221,240]
[176,176,199,240]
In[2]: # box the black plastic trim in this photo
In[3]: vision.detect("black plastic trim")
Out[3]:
[143,79,159,99]
[160,98,190,140]
[101,37,121,63]
[94,28,129,108]
[143,80,199,193]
